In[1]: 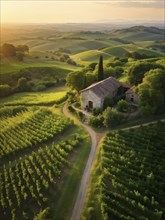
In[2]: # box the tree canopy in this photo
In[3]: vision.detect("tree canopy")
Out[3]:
[137,68,165,115]
[16,45,29,53]
[128,61,163,85]
[66,71,85,91]
[2,43,16,57]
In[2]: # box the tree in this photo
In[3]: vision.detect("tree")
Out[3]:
[16,45,29,53]
[103,97,114,110]
[89,114,104,127]
[16,51,24,61]
[88,62,97,71]
[85,72,96,87]
[114,67,123,78]
[137,69,165,115]
[2,43,16,57]
[0,84,12,97]
[66,58,76,66]
[128,62,162,85]
[16,77,29,92]
[98,55,104,81]
[117,100,128,112]
[66,71,85,91]
[103,67,115,78]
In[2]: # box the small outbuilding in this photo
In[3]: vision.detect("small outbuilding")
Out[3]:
[80,77,122,111]
[125,86,139,104]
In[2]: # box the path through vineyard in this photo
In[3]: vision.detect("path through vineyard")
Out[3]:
[63,103,165,220]
[63,103,105,220]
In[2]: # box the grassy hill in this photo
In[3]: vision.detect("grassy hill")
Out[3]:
[102,46,129,57]
[5,38,111,54]
[71,50,111,62]
[0,59,77,75]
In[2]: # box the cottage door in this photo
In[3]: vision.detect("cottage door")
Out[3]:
[88,101,93,109]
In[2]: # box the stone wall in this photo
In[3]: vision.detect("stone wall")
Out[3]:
[125,91,139,104]
[81,90,103,110]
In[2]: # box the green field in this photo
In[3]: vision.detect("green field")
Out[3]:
[82,122,165,220]
[0,86,68,106]
[0,59,77,75]
[72,50,111,62]
[102,46,129,57]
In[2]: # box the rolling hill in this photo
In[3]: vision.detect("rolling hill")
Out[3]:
[71,50,111,62]
[110,26,165,41]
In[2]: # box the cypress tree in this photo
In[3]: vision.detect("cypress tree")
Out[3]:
[98,55,104,81]
[83,74,87,88]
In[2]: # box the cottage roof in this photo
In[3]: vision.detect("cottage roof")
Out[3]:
[80,77,122,98]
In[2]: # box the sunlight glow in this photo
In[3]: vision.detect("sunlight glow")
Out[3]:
[1,0,164,23]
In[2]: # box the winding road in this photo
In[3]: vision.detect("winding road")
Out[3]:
[63,103,104,220]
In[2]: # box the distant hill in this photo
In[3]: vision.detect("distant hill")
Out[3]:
[111,26,164,41]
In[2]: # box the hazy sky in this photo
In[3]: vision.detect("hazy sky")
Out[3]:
[1,0,164,23]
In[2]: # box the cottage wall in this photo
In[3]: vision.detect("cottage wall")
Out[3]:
[81,90,103,110]
[125,91,139,104]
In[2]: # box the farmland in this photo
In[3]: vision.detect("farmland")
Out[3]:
[0,104,91,219]
[82,122,165,220]
[0,23,165,220]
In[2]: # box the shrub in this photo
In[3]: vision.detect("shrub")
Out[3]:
[68,105,75,113]
[0,84,12,97]
[35,84,46,91]
[92,108,102,116]
[89,114,104,128]
[16,77,30,92]
[103,108,126,127]
[117,100,129,112]
[103,97,114,110]
[78,111,85,121]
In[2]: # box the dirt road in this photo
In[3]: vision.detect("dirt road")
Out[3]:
[63,103,104,220]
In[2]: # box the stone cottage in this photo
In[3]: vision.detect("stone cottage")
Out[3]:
[80,77,122,111]
[125,86,139,104]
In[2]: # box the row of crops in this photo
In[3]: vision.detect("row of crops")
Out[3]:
[84,122,165,220]
[0,134,82,220]
[0,107,73,158]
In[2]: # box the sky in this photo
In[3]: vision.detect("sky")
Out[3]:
[1,0,164,23]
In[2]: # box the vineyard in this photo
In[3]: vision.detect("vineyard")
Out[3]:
[82,122,165,220]
[0,104,91,219]
[0,134,83,220]
[0,107,72,159]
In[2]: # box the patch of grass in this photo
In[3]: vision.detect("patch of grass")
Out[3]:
[135,48,165,57]
[51,126,91,220]
[102,46,128,57]
[81,139,103,220]
[72,50,111,62]
[0,59,77,75]
[0,86,68,106]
